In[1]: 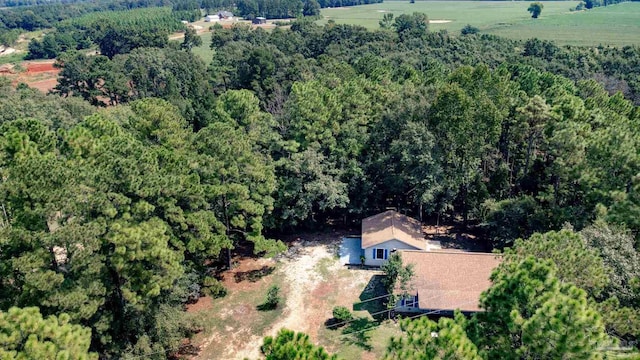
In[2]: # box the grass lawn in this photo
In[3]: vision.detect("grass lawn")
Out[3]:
[319,1,640,46]
[192,31,214,65]
[0,52,25,65]
[487,2,640,46]
[318,271,403,359]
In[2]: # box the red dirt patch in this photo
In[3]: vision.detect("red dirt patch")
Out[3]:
[26,62,57,73]
[0,60,60,93]
[25,78,58,92]
[220,257,275,292]
[186,256,275,314]
[186,295,213,313]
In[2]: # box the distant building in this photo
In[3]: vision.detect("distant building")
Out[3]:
[217,11,233,19]
[180,20,189,24]
[252,17,267,24]
[204,14,220,22]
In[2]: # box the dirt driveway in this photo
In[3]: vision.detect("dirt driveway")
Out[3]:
[189,235,385,360]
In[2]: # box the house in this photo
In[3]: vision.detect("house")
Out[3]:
[338,210,501,315]
[394,250,502,315]
[339,210,440,267]
[360,210,428,267]
[204,14,219,22]
[217,11,233,19]
[252,17,267,24]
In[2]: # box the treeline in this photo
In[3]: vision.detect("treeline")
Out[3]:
[26,7,185,59]
[0,0,101,6]
[0,0,380,35]
[0,14,639,359]
[234,0,380,18]
[583,0,637,9]
[315,0,381,8]
[236,0,304,19]
[0,0,173,31]
[0,28,20,47]
[54,18,640,242]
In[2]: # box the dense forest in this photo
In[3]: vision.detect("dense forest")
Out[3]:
[1,8,640,360]
[25,7,186,60]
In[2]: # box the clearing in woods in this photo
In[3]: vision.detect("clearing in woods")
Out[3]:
[0,60,60,92]
[187,232,402,360]
[320,0,640,46]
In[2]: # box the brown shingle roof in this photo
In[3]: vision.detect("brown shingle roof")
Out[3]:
[361,210,425,250]
[399,250,502,312]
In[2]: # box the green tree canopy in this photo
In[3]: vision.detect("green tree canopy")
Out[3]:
[581,221,640,306]
[385,313,482,360]
[505,229,610,298]
[527,2,543,18]
[0,307,97,360]
[262,329,339,360]
[470,257,608,359]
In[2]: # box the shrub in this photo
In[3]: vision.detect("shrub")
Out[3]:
[266,285,281,307]
[332,306,353,323]
[258,285,281,311]
[461,24,480,35]
[202,276,227,298]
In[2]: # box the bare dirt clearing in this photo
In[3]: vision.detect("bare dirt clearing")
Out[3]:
[0,60,60,92]
[188,233,396,360]
[0,47,17,56]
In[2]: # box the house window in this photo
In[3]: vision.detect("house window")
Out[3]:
[373,248,388,260]
[400,295,417,308]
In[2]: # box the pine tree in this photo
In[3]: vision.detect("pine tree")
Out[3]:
[0,307,97,360]
[386,313,482,360]
[262,329,339,360]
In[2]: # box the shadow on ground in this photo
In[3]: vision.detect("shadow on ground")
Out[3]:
[341,317,378,351]
[331,274,389,350]
[354,274,387,319]
[234,266,274,282]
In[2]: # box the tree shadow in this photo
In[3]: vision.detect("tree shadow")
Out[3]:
[256,302,277,311]
[353,274,387,320]
[341,317,377,351]
[234,265,274,283]
[177,343,200,356]
[324,317,347,328]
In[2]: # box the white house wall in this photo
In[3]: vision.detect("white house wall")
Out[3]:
[363,239,422,267]
[394,295,422,313]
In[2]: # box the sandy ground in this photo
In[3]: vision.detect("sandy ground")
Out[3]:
[0,47,17,56]
[232,245,339,359]
[190,234,377,360]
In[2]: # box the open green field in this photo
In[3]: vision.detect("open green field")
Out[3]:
[320,1,640,46]
[191,31,213,64]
